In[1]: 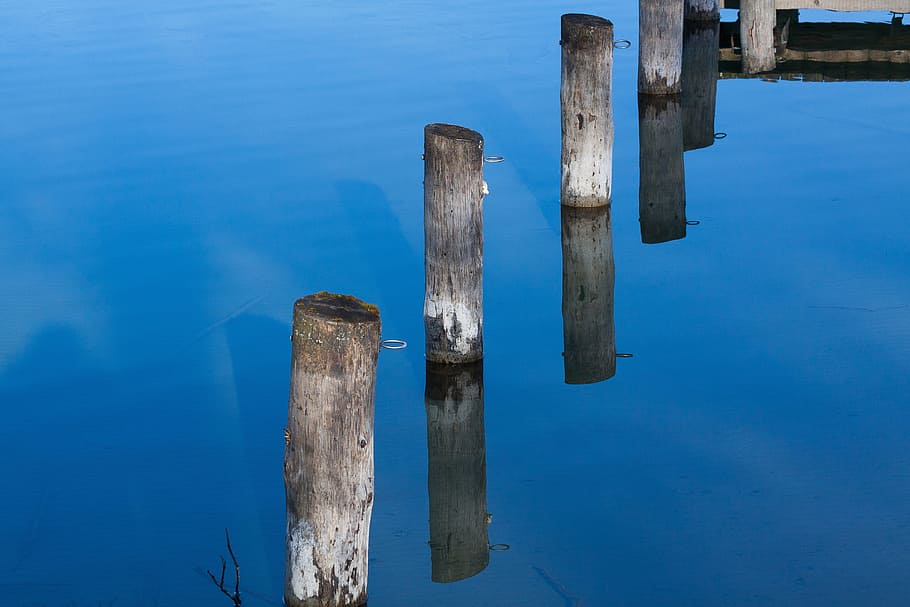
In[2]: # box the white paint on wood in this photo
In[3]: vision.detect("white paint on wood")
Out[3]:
[288,520,318,600]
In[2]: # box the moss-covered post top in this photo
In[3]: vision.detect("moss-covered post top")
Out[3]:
[294,292,380,326]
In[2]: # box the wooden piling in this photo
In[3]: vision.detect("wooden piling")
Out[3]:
[561,206,616,384]
[681,19,720,151]
[560,14,614,208]
[285,292,381,607]
[424,124,484,364]
[639,0,685,94]
[740,0,776,74]
[639,95,687,244]
[425,361,489,583]
[685,0,720,21]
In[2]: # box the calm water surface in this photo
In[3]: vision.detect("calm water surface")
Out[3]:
[2,2,909,606]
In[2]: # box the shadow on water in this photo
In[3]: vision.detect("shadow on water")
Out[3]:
[424,361,489,583]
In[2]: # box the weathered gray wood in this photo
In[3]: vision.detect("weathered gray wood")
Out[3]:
[560,14,614,208]
[686,0,720,21]
[425,361,489,582]
[639,0,685,94]
[285,292,381,607]
[741,0,777,73]
[639,96,687,244]
[561,206,616,384]
[721,0,910,10]
[424,124,484,364]
[682,20,720,151]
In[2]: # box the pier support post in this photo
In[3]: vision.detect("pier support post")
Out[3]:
[685,0,719,21]
[424,124,485,364]
[639,96,687,244]
[741,0,776,74]
[682,19,720,151]
[285,292,381,607]
[561,206,616,384]
[560,13,614,208]
[425,361,489,582]
[639,0,685,94]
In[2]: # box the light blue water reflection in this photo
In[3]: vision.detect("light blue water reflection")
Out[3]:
[2,2,909,605]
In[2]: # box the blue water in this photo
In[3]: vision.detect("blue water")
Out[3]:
[2,2,909,606]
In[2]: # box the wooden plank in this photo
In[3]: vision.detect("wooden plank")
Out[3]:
[722,0,910,10]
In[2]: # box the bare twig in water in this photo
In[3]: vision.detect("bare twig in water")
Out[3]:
[533,566,584,607]
[207,529,242,606]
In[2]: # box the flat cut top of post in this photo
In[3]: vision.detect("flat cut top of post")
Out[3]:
[562,13,613,30]
[294,292,379,325]
[425,123,483,144]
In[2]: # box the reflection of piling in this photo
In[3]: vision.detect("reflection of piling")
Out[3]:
[285,292,380,607]
[685,0,719,21]
[424,124,484,364]
[740,0,776,74]
[639,0,685,94]
[425,361,489,583]
[560,13,614,208]
[639,96,686,244]
[682,19,720,151]
[561,206,616,384]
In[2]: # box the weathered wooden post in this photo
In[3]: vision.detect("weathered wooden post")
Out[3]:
[561,206,616,384]
[424,124,484,364]
[639,0,685,94]
[639,95,687,244]
[740,0,776,74]
[685,0,719,21]
[560,13,614,208]
[425,361,489,582]
[285,292,380,607]
[681,18,720,151]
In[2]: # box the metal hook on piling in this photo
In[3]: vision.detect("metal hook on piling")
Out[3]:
[714,132,727,140]
[380,339,408,350]
[616,353,634,358]
[484,155,505,164]
[613,39,632,49]
[489,543,510,551]
[686,220,701,226]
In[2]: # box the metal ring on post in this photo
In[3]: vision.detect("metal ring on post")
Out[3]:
[616,353,634,358]
[686,220,701,226]
[613,39,632,49]
[380,339,408,350]
[714,132,727,140]
[489,543,511,551]
[484,155,505,163]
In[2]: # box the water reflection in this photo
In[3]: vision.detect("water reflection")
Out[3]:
[638,95,686,244]
[718,6,910,80]
[682,20,720,151]
[561,206,616,384]
[424,361,489,583]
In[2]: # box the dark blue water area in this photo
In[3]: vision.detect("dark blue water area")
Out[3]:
[2,2,909,606]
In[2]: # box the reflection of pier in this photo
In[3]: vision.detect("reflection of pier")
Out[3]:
[561,206,616,384]
[425,361,489,583]
[718,3,910,80]
[639,95,686,245]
